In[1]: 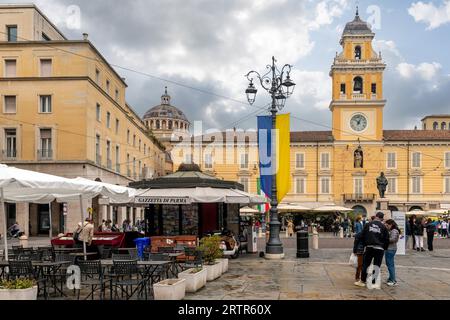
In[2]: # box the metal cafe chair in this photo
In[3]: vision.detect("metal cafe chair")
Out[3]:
[111,260,145,300]
[112,253,132,261]
[183,248,203,270]
[76,260,107,300]
[8,260,48,299]
[54,253,77,296]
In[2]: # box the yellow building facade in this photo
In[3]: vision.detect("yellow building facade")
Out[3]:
[0,4,169,236]
[170,11,450,217]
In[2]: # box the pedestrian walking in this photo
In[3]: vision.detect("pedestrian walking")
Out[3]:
[354,216,363,236]
[425,218,436,251]
[354,212,389,289]
[342,218,350,238]
[441,220,448,238]
[414,218,425,251]
[353,231,365,284]
[405,218,411,250]
[287,220,295,237]
[409,215,417,250]
[384,219,400,286]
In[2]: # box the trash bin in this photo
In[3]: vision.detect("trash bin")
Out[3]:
[296,230,309,258]
[134,237,150,260]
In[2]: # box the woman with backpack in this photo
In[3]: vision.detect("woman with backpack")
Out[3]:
[414,218,425,252]
[384,219,400,286]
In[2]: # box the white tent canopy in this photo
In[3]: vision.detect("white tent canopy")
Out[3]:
[134,187,266,205]
[278,204,311,212]
[240,206,260,214]
[72,177,136,204]
[0,165,136,260]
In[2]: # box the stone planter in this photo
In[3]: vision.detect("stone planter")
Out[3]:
[153,278,186,300]
[204,262,222,281]
[178,268,207,293]
[0,286,38,300]
[217,258,228,273]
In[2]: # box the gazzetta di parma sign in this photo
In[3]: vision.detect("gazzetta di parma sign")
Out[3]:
[135,197,191,204]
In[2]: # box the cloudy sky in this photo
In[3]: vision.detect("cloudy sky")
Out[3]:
[12,0,450,132]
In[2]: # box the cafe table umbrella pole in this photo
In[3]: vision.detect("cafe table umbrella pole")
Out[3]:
[1,187,8,262]
[78,194,87,261]
[48,201,52,241]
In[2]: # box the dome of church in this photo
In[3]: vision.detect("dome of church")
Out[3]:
[343,8,373,35]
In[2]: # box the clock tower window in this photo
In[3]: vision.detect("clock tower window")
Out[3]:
[371,83,377,94]
[340,83,346,94]
[355,46,362,60]
[353,77,363,94]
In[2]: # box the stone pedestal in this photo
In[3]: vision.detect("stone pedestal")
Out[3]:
[376,199,391,220]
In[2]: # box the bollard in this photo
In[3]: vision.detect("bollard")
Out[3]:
[312,228,319,250]
[297,230,310,258]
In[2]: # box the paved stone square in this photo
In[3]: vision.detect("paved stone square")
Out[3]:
[185,248,450,300]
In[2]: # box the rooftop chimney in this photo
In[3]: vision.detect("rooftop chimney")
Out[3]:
[82,33,89,41]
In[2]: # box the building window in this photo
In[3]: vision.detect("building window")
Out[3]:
[39,95,52,113]
[205,154,213,169]
[138,161,142,179]
[168,121,173,130]
[133,157,136,179]
[387,153,396,169]
[320,177,331,194]
[156,120,160,129]
[127,129,130,144]
[115,119,119,134]
[371,83,377,94]
[433,122,438,130]
[445,177,450,194]
[355,45,362,60]
[133,135,136,147]
[42,33,51,41]
[411,176,422,194]
[445,152,450,169]
[95,134,101,165]
[96,104,101,122]
[442,122,447,130]
[239,177,249,192]
[295,153,305,169]
[295,177,305,194]
[39,129,52,159]
[354,177,363,195]
[4,129,17,159]
[144,144,146,155]
[320,153,330,169]
[106,80,110,94]
[7,26,17,42]
[95,69,100,84]
[115,89,119,102]
[106,112,111,128]
[340,83,346,95]
[412,152,421,168]
[353,77,363,94]
[4,96,16,114]
[4,60,16,77]
[127,154,131,177]
[387,177,397,194]
[240,153,249,169]
[139,139,142,152]
[106,140,111,169]
[115,146,120,173]
[40,59,52,77]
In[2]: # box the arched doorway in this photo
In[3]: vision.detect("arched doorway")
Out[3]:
[352,205,367,217]
[389,206,399,212]
[409,206,423,212]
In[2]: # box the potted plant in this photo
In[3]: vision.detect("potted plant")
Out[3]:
[178,267,207,293]
[153,278,186,300]
[198,235,223,281]
[0,279,37,300]
[217,256,229,274]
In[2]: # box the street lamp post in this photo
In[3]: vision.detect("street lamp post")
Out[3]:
[245,56,296,259]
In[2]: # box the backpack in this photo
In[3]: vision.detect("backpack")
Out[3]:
[73,225,84,242]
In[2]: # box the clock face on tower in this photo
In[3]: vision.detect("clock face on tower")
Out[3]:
[350,114,368,132]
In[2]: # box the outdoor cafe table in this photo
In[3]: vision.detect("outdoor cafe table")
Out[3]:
[100,260,172,300]
[166,253,183,277]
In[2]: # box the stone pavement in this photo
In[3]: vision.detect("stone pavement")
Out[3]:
[185,248,450,300]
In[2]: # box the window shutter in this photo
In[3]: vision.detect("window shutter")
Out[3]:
[40,59,52,77]
[5,60,16,77]
[4,96,16,113]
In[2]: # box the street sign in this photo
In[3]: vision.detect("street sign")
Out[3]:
[135,197,191,205]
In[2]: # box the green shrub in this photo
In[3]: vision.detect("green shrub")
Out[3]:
[190,267,203,274]
[198,235,223,265]
[0,279,36,290]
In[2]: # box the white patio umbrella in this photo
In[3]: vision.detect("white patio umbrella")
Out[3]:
[72,177,137,204]
[0,165,132,261]
[313,205,353,213]
[240,206,260,214]
[426,209,449,216]
[278,203,311,213]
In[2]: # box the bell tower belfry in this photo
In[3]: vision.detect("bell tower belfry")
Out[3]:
[330,8,386,141]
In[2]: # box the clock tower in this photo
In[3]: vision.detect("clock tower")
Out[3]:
[330,8,386,141]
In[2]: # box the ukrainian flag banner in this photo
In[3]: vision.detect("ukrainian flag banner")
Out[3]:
[257,114,291,204]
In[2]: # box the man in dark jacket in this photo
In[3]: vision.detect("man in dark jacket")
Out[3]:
[355,212,390,289]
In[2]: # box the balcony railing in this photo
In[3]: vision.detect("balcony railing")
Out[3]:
[2,149,17,160]
[37,149,53,160]
[343,194,376,202]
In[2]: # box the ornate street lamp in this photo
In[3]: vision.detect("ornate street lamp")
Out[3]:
[245,56,296,258]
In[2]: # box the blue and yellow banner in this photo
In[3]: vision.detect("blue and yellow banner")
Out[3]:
[257,114,291,203]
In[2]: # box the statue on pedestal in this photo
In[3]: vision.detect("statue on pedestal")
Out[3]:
[376,172,388,198]
[354,146,364,168]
